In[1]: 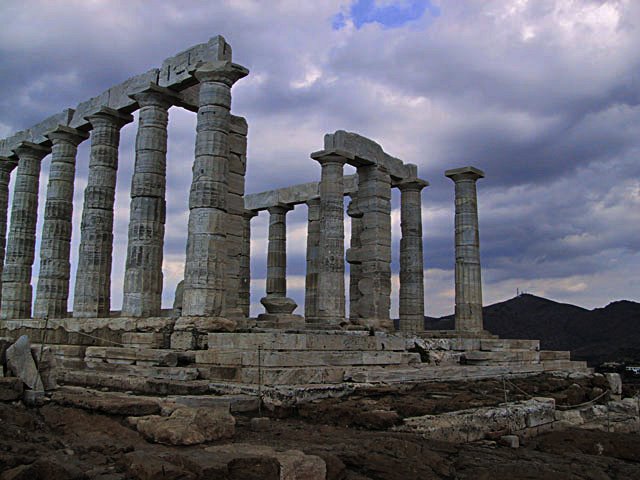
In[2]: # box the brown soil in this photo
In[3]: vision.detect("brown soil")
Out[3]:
[1,374,638,480]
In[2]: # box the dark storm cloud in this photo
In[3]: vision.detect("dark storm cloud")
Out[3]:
[0,0,638,315]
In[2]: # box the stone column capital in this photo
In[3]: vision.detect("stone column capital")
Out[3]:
[129,83,178,109]
[347,197,363,218]
[85,107,134,129]
[397,177,429,192]
[191,60,249,86]
[12,141,51,160]
[310,148,354,166]
[243,209,259,220]
[306,197,321,208]
[45,125,89,146]
[445,166,485,182]
[267,203,294,215]
[0,157,18,173]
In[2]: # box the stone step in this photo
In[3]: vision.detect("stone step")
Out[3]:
[463,350,540,364]
[32,344,87,358]
[195,350,419,367]
[167,394,259,413]
[199,365,347,385]
[58,370,210,395]
[121,332,167,349]
[84,362,201,381]
[539,350,571,361]
[479,339,540,352]
[542,360,589,371]
[85,346,178,367]
[344,363,546,384]
[207,332,406,352]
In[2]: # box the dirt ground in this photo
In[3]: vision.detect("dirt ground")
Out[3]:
[1,374,639,480]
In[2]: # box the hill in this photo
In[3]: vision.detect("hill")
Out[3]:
[424,294,640,365]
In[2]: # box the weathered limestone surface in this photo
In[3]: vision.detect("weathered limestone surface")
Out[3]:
[398,179,428,332]
[224,116,249,318]
[347,193,363,322]
[304,198,321,320]
[260,204,298,316]
[73,108,133,317]
[446,166,485,333]
[122,87,175,317]
[0,157,18,308]
[1,142,50,319]
[33,126,89,318]
[6,335,44,391]
[181,61,248,317]
[309,150,350,326]
[239,209,257,318]
[352,164,393,330]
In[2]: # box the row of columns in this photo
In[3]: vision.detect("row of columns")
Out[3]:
[0,60,248,321]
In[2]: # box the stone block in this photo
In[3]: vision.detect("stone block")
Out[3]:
[85,347,178,367]
[605,373,622,395]
[6,335,44,391]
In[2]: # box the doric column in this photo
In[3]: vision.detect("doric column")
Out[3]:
[73,107,133,318]
[33,127,88,318]
[1,142,50,319]
[397,178,429,332]
[304,197,321,320]
[309,150,350,326]
[0,157,19,311]
[260,203,297,314]
[346,193,363,322]
[353,164,393,330]
[182,61,248,317]
[445,166,485,333]
[122,87,174,317]
[239,209,258,318]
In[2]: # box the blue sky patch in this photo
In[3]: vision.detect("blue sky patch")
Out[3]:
[333,0,440,30]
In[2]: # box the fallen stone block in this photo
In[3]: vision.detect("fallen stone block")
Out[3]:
[205,443,326,480]
[133,405,235,445]
[5,335,44,391]
[605,373,622,396]
[52,388,161,416]
[499,434,520,448]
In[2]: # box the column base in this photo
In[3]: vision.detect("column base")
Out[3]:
[256,313,305,329]
[260,295,297,314]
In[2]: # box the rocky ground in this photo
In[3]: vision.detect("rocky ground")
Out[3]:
[1,374,639,480]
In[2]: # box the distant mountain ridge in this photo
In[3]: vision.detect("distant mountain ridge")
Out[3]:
[424,294,640,365]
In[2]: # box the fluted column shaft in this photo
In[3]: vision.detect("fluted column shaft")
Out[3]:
[304,198,321,320]
[182,61,248,317]
[1,142,50,319]
[353,164,393,329]
[239,209,257,318]
[446,166,485,333]
[310,152,347,325]
[73,108,133,318]
[398,179,428,332]
[0,158,18,313]
[122,90,173,317]
[265,204,292,297]
[33,127,88,318]
[347,193,363,322]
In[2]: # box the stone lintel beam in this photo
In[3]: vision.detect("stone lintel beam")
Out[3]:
[324,130,413,181]
[244,174,358,211]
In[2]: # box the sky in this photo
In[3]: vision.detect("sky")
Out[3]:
[0,0,638,318]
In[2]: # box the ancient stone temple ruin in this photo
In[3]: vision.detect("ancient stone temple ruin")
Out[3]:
[0,36,589,398]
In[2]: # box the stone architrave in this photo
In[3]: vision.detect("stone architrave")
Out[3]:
[346,193,363,323]
[353,164,393,330]
[33,126,89,318]
[181,61,248,318]
[398,178,428,332]
[308,150,352,327]
[122,86,176,317]
[73,107,133,318]
[0,157,18,309]
[239,209,257,318]
[260,203,297,315]
[304,197,321,321]
[445,166,485,333]
[1,142,50,320]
